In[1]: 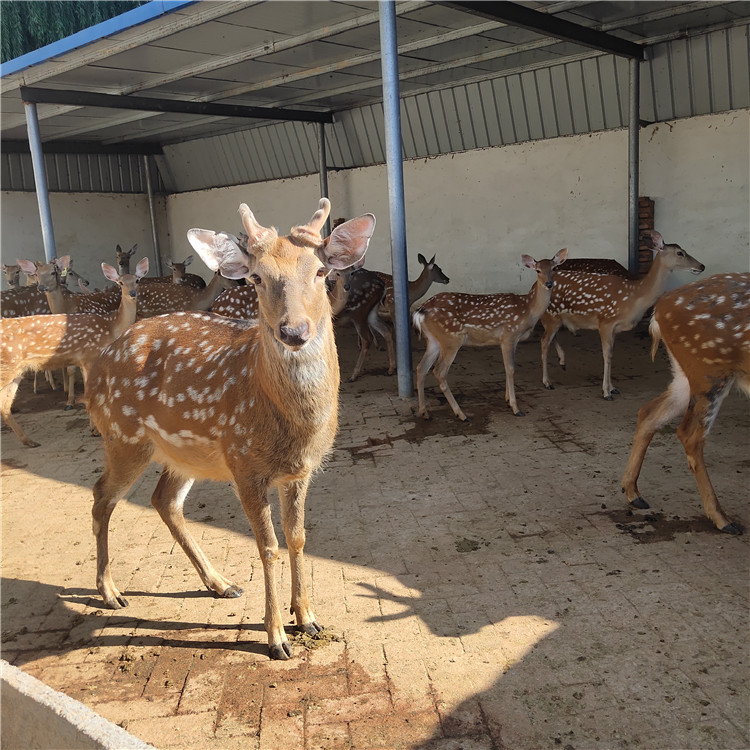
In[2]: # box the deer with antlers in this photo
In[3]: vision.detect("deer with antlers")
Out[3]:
[1,259,149,447]
[621,272,750,534]
[117,243,206,289]
[414,249,568,421]
[84,198,375,660]
[540,231,705,400]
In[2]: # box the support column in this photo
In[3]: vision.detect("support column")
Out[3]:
[379,1,412,398]
[628,56,641,275]
[318,123,331,237]
[143,155,163,276]
[23,101,57,261]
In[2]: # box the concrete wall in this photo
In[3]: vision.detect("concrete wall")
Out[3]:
[165,109,749,293]
[0,192,169,291]
[2,110,747,294]
[1,660,154,750]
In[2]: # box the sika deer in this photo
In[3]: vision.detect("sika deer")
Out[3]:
[621,273,750,534]
[414,249,567,421]
[541,231,705,400]
[375,253,450,321]
[84,198,375,660]
[334,269,395,381]
[166,255,206,289]
[1,259,148,447]
[557,257,634,278]
[3,264,23,289]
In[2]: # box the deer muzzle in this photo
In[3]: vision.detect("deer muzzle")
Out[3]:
[279,322,311,348]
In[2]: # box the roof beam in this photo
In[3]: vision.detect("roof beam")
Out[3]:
[443,1,644,59]
[1,139,163,155]
[20,87,333,124]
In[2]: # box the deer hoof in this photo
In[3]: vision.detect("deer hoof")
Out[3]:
[24,440,41,449]
[269,641,292,660]
[544,383,554,390]
[105,594,129,609]
[610,388,620,395]
[459,416,471,424]
[720,522,742,535]
[297,621,324,637]
[64,404,75,411]
[560,364,566,371]
[629,496,650,510]
[514,410,525,417]
[219,585,244,599]
[604,395,614,401]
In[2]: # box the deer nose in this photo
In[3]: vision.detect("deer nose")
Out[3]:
[279,322,310,347]
[545,281,554,289]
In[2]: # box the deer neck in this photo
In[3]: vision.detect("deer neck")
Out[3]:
[255,316,340,425]
[629,253,673,311]
[43,282,70,314]
[524,279,553,325]
[110,294,139,337]
[408,265,434,306]
[193,275,230,309]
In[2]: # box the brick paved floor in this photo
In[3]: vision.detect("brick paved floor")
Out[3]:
[2,326,748,749]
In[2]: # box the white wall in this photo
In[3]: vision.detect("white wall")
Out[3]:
[165,109,749,293]
[3,110,747,294]
[0,192,169,291]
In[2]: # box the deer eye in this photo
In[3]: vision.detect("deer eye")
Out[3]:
[250,273,262,285]
[316,267,328,278]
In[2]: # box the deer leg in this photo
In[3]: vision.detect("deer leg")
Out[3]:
[433,342,467,422]
[150,469,243,598]
[676,385,739,534]
[1,376,40,448]
[93,445,152,608]
[65,366,77,410]
[501,340,524,416]
[278,477,322,638]
[540,314,563,390]
[416,334,441,419]
[236,478,289,659]
[368,308,395,375]
[348,320,374,382]
[622,369,691,510]
[599,325,619,399]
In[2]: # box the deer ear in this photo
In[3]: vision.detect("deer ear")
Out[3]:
[521,254,537,269]
[55,255,71,271]
[101,263,120,283]
[128,244,137,257]
[187,229,250,280]
[17,258,37,275]
[135,258,150,278]
[183,255,193,267]
[318,214,376,270]
[552,248,568,266]
[417,253,427,265]
[646,231,664,251]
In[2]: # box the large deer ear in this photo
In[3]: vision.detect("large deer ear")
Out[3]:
[521,254,537,269]
[552,248,568,266]
[183,255,193,267]
[128,244,137,257]
[17,258,37,275]
[101,263,120,283]
[135,258,150,278]
[318,214,376,270]
[645,230,664,252]
[187,229,250,279]
[55,255,71,272]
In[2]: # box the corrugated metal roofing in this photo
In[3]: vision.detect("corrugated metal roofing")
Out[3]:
[2,0,749,193]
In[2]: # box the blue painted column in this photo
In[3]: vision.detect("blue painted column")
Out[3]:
[379,0,412,398]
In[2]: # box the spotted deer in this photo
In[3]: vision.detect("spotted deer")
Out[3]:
[134,268,236,318]
[1,261,50,318]
[334,269,395,381]
[540,231,705,400]
[621,273,750,534]
[1,259,149,447]
[414,249,567,421]
[84,198,375,660]
[117,244,205,289]
[3,264,24,289]
[19,257,120,316]
[374,253,450,322]
[557,257,634,278]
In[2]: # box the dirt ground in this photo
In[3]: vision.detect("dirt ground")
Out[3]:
[1,324,748,750]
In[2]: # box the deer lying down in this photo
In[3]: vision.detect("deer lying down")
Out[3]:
[414,249,567,421]
[621,272,750,535]
[0,259,148,447]
[84,199,375,660]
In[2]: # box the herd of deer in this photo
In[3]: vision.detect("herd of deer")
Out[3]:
[1,196,748,659]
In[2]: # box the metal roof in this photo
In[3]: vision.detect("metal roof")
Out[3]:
[2,0,749,193]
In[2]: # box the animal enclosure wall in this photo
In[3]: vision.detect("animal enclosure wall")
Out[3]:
[1,110,747,293]
[164,110,749,293]
[0,192,169,290]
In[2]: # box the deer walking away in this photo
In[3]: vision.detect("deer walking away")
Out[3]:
[621,272,750,534]
[84,198,375,660]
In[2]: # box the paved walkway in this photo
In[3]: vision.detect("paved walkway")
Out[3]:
[2,327,748,749]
